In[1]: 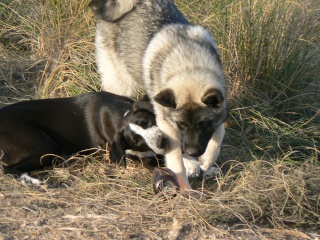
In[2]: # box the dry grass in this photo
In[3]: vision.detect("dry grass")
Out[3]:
[0,0,319,239]
[1,157,319,239]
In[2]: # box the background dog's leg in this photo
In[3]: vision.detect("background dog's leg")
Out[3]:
[198,123,225,173]
[19,173,44,185]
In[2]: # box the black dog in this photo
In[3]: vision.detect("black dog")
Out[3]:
[0,92,167,184]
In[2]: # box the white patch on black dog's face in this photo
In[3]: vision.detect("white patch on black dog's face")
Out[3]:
[129,123,166,155]
[125,149,156,159]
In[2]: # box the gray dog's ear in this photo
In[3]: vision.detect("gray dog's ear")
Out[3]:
[202,88,224,108]
[109,132,127,167]
[153,89,177,109]
[89,0,139,22]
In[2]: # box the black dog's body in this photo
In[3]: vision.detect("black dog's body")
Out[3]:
[0,92,166,180]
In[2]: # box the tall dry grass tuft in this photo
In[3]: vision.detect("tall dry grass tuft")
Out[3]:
[1,0,98,99]
[214,160,319,227]
[178,0,320,98]
[178,0,320,164]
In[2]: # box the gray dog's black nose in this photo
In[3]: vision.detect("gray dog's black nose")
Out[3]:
[157,137,168,150]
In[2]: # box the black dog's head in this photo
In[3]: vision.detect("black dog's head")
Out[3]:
[109,96,168,167]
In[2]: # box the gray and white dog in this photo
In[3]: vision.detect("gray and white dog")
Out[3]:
[90,0,227,190]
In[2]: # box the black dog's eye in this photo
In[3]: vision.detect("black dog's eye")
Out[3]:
[134,136,144,146]
[135,118,152,129]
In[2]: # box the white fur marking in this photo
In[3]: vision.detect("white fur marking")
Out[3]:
[123,110,130,117]
[19,173,44,185]
[129,124,166,154]
[125,150,156,158]
[0,150,4,160]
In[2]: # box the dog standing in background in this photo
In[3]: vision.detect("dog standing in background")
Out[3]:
[90,0,228,190]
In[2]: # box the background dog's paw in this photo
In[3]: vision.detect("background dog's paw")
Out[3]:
[19,173,45,185]
[202,167,220,177]
[182,154,201,178]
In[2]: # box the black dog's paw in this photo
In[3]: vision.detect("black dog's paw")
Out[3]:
[19,173,45,185]
[109,133,127,167]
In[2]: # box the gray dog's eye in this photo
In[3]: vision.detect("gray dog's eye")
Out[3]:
[196,120,213,129]
[197,121,206,127]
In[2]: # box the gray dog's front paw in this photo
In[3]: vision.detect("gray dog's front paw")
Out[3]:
[182,154,201,178]
[202,167,220,177]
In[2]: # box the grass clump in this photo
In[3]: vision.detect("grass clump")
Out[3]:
[0,0,319,239]
[0,0,99,100]
[177,0,319,166]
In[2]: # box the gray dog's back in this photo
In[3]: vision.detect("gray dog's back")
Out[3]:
[91,0,188,97]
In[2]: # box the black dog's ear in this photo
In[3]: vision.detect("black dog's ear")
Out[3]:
[153,89,176,109]
[202,88,224,109]
[109,132,127,167]
[139,95,151,102]
[133,95,154,113]
[89,0,138,22]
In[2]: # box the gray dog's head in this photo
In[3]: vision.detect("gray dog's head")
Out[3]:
[143,24,228,157]
[154,88,227,157]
